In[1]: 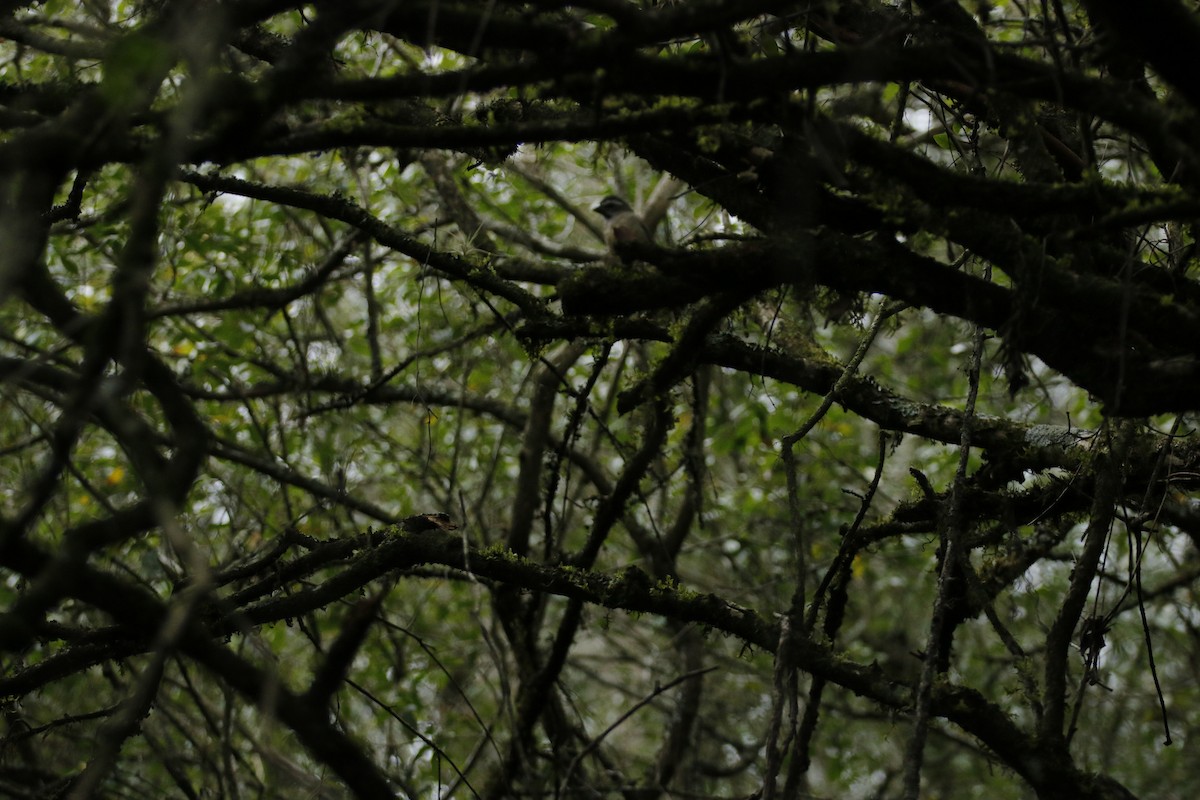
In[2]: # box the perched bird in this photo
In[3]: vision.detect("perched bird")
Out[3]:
[400,512,459,533]
[594,195,652,261]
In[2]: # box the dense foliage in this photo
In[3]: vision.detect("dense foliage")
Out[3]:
[3,1,1200,798]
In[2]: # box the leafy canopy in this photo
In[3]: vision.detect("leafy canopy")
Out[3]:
[2,2,1200,799]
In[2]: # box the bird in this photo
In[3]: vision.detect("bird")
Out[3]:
[400,512,459,533]
[594,195,652,261]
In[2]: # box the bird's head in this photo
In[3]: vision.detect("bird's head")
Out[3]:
[594,195,634,219]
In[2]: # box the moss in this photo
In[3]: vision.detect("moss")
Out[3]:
[479,542,522,563]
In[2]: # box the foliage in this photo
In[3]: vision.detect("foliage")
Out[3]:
[1,2,1200,799]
